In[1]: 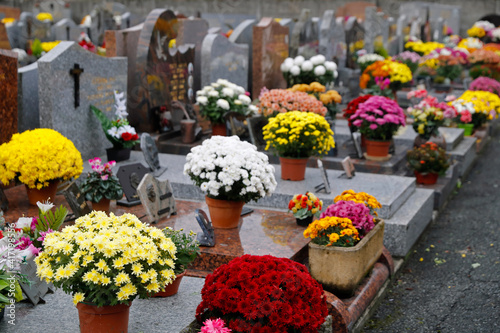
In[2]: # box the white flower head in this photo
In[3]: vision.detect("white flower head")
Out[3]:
[290,65,301,76]
[16,217,33,229]
[248,105,259,115]
[280,61,291,73]
[234,99,242,105]
[37,200,54,214]
[301,60,314,71]
[216,99,230,110]
[440,48,452,56]
[238,94,251,105]
[284,57,294,67]
[311,54,326,65]
[325,61,338,72]
[208,90,219,97]
[294,55,305,66]
[314,65,326,76]
[196,96,208,105]
[107,126,120,139]
[221,87,234,98]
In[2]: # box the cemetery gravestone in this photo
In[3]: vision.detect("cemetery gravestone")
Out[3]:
[20,258,54,305]
[35,0,71,23]
[36,41,127,160]
[229,19,256,97]
[0,22,11,49]
[140,133,167,177]
[18,62,40,132]
[364,7,386,54]
[195,209,215,247]
[0,49,17,145]
[128,9,189,133]
[16,12,34,51]
[252,18,289,98]
[116,163,151,206]
[51,18,83,41]
[290,9,310,58]
[297,17,320,59]
[345,17,365,69]
[177,18,208,92]
[396,15,408,55]
[0,6,21,20]
[201,33,249,90]
[319,10,336,61]
[201,13,256,34]
[137,173,176,224]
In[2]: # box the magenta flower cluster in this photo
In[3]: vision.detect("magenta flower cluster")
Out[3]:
[469,76,500,96]
[201,318,232,333]
[320,200,375,235]
[350,96,406,140]
[89,157,116,181]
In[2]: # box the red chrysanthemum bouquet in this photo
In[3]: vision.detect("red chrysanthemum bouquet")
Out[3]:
[196,255,328,332]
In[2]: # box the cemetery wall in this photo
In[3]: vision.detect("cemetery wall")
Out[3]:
[2,0,499,36]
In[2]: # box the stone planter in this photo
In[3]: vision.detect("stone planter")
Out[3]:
[308,220,385,297]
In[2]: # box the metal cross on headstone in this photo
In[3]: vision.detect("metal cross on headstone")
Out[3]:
[69,63,84,108]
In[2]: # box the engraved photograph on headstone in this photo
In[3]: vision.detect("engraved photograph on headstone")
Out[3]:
[140,133,167,177]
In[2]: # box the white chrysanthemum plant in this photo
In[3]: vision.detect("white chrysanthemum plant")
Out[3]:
[184,136,277,203]
[195,79,257,125]
[35,211,177,307]
[280,55,338,87]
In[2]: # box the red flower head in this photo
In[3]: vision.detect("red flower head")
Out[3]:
[121,132,132,141]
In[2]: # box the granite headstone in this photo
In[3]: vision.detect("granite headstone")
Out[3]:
[140,133,167,177]
[63,182,92,219]
[51,18,83,41]
[228,19,256,97]
[0,6,21,20]
[319,10,336,61]
[201,13,256,34]
[201,33,248,90]
[0,49,17,144]
[252,18,289,98]
[128,9,180,133]
[36,41,127,160]
[35,0,71,23]
[17,62,40,132]
[290,8,310,58]
[0,22,11,49]
[345,17,365,69]
[177,18,208,92]
[297,16,320,59]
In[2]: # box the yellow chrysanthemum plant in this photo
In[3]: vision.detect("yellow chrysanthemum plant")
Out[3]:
[0,129,83,189]
[262,111,335,158]
[303,216,360,247]
[35,211,177,307]
[453,90,500,129]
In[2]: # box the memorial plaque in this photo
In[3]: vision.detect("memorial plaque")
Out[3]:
[229,19,257,97]
[247,116,268,150]
[137,173,177,224]
[341,156,356,179]
[314,159,331,194]
[252,18,289,98]
[177,18,208,92]
[19,258,54,305]
[63,182,91,219]
[195,209,215,247]
[140,133,167,177]
[116,163,151,206]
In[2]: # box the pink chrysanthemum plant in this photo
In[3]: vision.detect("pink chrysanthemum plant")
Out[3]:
[320,200,375,237]
[349,95,406,141]
[79,157,123,204]
[201,318,232,333]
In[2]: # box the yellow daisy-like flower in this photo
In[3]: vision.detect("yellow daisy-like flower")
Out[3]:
[73,292,85,305]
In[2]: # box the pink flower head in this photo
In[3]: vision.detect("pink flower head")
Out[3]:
[30,217,38,231]
[15,236,33,251]
[407,89,428,100]
[445,94,457,102]
[375,76,390,90]
[320,200,375,235]
[101,174,109,181]
[201,318,232,333]
[37,229,55,244]
[27,244,41,257]
[460,110,472,123]
[369,123,378,130]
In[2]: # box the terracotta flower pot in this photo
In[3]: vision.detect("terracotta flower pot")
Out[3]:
[106,147,131,163]
[92,198,111,212]
[77,302,131,333]
[279,157,309,181]
[414,171,439,185]
[296,215,313,227]
[365,139,391,158]
[308,220,385,297]
[211,123,227,136]
[205,196,245,229]
[25,180,60,206]
[152,271,186,297]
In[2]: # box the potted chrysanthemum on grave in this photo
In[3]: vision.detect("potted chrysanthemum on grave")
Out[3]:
[184,136,277,229]
[288,191,323,226]
[448,90,500,131]
[263,111,335,181]
[305,190,384,296]
[79,158,123,213]
[196,255,329,332]
[349,95,406,159]
[91,91,139,162]
[407,142,450,185]
[0,128,83,205]
[280,55,338,87]
[35,211,177,333]
[196,79,257,136]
